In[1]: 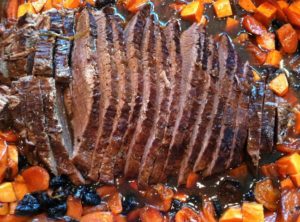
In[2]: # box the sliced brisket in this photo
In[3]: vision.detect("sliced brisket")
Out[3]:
[71,9,101,176]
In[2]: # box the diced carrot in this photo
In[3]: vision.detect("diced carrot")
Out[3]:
[213,0,233,18]
[31,0,47,12]
[0,215,29,222]
[246,42,267,65]
[276,153,300,176]
[140,207,164,222]
[173,192,189,202]
[21,166,50,192]
[52,0,63,9]
[242,15,267,35]
[169,2,186,12]
[261,163,278,179]
[0,140,8,184]
[17,3,36,18]
[80,212,113,222]
[12,181,29,200]
[252,69,261,82]
[127,208,141,221]
[96,185,117,198]
[186,172,198,188]
[14,175,25,183]
[63,0,80,9]
[277,23,298,54]
[269,73,289,97]
[0,203,9,216]
[175,207,202,222]
[82,204,109,216]
[285,6,300,27]
[66,196,82,220]
[290,173,300,187]
[225,17,240,33]
[0,131,18,143]
[108,192,122,214]
[6,0,19,20]
[9,202,17,214]
[234,32,249,44]
[256,32,275,51]
[220,207,242,222]
[127,0,149,13]
[265,50,282,68]
[114,215,127,222]
[7,145,18,179]
[154,184,174,200]
[277,1,288,11]
[180,1,204,23]
[242,202,264,222]
[254,179,280,211]
[280,177,295,190]
[254,2,277,26]
[0,182,17,203]
[238,0,256,12]
[43,0,53,11]
[202,201,217,222]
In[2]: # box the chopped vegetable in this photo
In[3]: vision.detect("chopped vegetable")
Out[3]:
[269,73,289,97]
[280,177,295,190]
[254,2,277,26]
[225,17,240,33]
[290,173,300,187]
[31,0,47,12]
[229,164,248,179]
[17,3,36,18]
[277,23,298,54]
[286,2,300,27]
[277,1,288,11]
[261,163,278,179]
[246,42,267,65]
[9,202,17,215]
[66,196,82,220]
[256,32,275,51]
[0,131,18,143]
[21,166,50,192]
[96,185,117,198]
[12,181,29,201]
[63,0,80,9]
[127,0,149,13]
[80,211,113,222]
[276,153,300,177]
[140,207,164,222]
[6,0,19,20]
[169,2,186,11]
[254,179,280,211]
[175,207,202,222]
[180,1,204,23]
[252,69,261,82]
[219,207,242,222]
[265,50,282,68]
[238,0,256,13]
[0,182,17,203]
[108,192,123,214]
[234,33,249,44]
[242,202,264,222]
[0,203,9,216]
[213,0,233,18]
[7,145,18,179]
[186,172,198,188]
[0,215,29,222]
[43,0,53,11]
[242,15,267,35]
[202,201,217,222]
[0,140,8,184]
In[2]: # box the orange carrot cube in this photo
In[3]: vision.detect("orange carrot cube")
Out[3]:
[12,181,29,201]
[265,50,282,68]
[186,172,198,188]
[225,17,240,33]
[220,207,242,222]
[277,23,298,54]
[0,131,18,143]
[108,192,123,214]
[291,173,300,187]
[269,73,289,97]
[7,145,18,179]
[254,2,277,26]
[66,196,82,220]
[280,177,295,190]
[140,207,164,222]
[242,15,267,35]
[180,1,204,23]
[17,3,36,18]
[242,202,264,222]
[63,0,80,9]
[81,212,113,222]
[238,0,256,12]
[213,0,233,18]
[276,153,300,176]
[21,166,50,192]
[256,32,275,51]
[0,203,9,216]
[0,182,17,203]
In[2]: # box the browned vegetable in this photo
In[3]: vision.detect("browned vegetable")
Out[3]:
[66,196,82,220]
[242,15,267,35]
[277,24,298,54]
[269,73,289,97]
[21,166,50,192]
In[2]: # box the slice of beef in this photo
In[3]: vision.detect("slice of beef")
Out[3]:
[193,35,230,173]
[160,24,202,181]
[177,34,216,185]
[71,9,101,176]
[149,20,182,184]
[124,15,157,179]
[113,5,151,176]
[11,76,57,174]
[137,25,171,187]
[226,62,251,168]
[204,51,243,176]
[97,12,129,183]
[40,78,85,185]
[0,86,11,129]
[246,79,265,167]
[88,8,120,181]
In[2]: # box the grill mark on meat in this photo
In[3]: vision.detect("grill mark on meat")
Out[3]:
[137,24,171,186]
[98,13,130,183]
[177,34,215,185]
[203,40,238,176]
[149,20,182,184]
[193,35,230,172]
[88,8,120,181]
[226,62,250,168]
[71,9,101,176]
[124,16,157,179]
[114,6,151,176]
[40,78,85,185]
[247,78,265,167]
